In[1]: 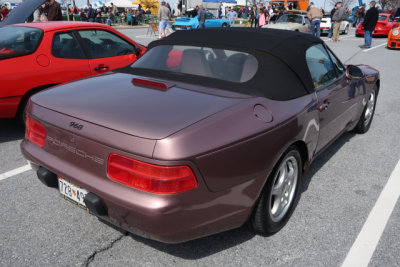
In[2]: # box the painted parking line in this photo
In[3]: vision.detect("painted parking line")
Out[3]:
[363,43,387,52]
[341,159,400,267]
[0,164,31,182]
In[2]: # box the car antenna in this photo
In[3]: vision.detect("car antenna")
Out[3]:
[343,49,364,64]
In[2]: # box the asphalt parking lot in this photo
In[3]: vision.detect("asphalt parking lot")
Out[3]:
[1,27,399,266]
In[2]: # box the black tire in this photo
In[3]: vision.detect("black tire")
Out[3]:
[16,95,30,125]
[222,23,228,28]
[354,85,378,134]
[250,146,302,235]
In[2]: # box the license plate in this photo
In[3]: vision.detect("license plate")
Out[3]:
[175,27,181,30]
[58,177,88,208]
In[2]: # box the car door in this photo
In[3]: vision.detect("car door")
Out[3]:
[306,44,358,152]
[75,29,139,75]
[204,12,217,28]
[48,31,92,82]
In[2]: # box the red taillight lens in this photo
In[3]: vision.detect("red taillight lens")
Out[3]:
[25,117,45,147]
[132,78,167,91]
[107,153,198,194]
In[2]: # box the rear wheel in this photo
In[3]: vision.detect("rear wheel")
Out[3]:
[250,146,302,235]
[222,23,228,28]
[354,85,377,133]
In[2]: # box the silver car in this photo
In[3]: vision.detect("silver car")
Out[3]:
[263,13,310,33]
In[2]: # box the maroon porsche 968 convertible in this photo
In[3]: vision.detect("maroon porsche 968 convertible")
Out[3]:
[21,28,379,243]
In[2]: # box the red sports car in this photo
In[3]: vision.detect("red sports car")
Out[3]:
[0,22,145,121]
[356,13,396,37]
[387,22,400,49]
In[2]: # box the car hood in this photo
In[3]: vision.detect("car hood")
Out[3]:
[264,23,299,30]
[0,0,44,27]
[30,73,244,140]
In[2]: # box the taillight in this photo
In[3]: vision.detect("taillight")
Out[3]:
[107,153,198,194]
[132,78,167,91]
[25,117,45,147]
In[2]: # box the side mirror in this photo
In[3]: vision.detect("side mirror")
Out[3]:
[346,65,364,79]
[134,45,141,56]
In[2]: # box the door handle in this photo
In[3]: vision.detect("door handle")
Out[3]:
[318,100,330,111]
[94,64,109,71]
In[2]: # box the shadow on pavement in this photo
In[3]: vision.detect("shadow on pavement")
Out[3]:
[302,131,356,192]
[0,119,25,143]
[128,224,255,259]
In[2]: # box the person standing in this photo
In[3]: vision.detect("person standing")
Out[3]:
[218,4,223,19]
[111,3,118,16]
[307,3,323,37]
[258,7,266,27]
[87,4,96,22]
[249,6,256,27]
[328,4,338,38]
[158,1,172,38]
[360,1,379,48]
[0,5,9,21]
[226,8,237,26]
[47,0,62,21]
[197,5,206,28]
[331,2,345,42]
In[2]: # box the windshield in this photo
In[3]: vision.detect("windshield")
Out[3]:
[132,45,258,83]
[276,14,303,24]
[378,15,387,21]
[0,26,43,60]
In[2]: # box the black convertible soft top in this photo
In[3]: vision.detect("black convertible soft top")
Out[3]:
[150,28,323,95]
[119,28,325,100]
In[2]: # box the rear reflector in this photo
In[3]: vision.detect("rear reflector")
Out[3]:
[107,153,198,194]
[25,117,45,147]
[132,78,167,91]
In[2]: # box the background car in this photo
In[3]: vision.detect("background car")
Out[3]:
[172,11,230,30]
[356,13,396,37]
[263,12,310,32]
[320,16,350,35]
[21,28,379,244]
[0,22,145,122]
[387,21,400,49]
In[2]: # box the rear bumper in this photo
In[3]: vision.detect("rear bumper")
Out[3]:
[21,139,262,243]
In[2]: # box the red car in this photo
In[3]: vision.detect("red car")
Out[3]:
[356,13,396,37]
[0,22,145,121]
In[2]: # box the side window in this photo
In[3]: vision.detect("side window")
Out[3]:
[206,13,214,19]
[327,48,345,75]
[52,32,85,59]
[296,16,303,24]
[0,26,43,60]
[77,30,135,59]
[306,44,338,90]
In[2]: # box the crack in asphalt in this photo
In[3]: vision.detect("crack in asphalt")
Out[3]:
[83,233,128,267]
